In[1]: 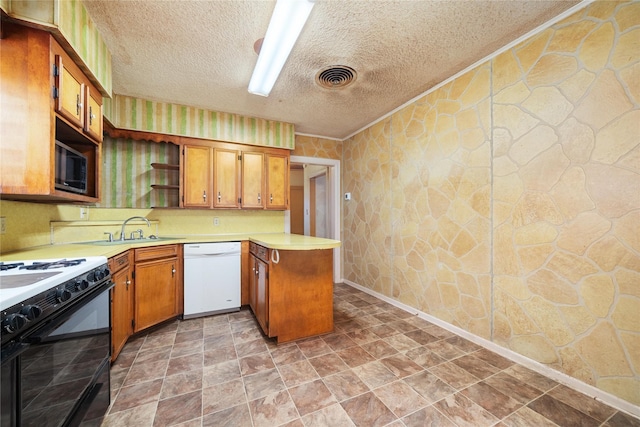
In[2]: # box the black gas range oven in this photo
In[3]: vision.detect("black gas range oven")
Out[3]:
[0,257,112,427]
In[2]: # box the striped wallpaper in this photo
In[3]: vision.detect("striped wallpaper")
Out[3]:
[58,0,112,96]
[99,137,180,208]
[111,95,295,150]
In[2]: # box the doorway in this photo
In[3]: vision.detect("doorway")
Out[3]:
[289,156,341,282]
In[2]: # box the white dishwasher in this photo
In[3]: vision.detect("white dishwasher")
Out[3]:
[183,242,241,318]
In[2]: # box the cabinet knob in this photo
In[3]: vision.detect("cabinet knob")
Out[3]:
[257,193,261,203]
[171,266,176,277]
[203,191,207,202]
[270,194,273,203]
[218,192,221,202]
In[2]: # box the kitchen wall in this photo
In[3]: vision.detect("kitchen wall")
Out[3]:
[105,94,295,150]
[0,200,285,253]
[293,134,343,160]
[342,1,639,407]
[0,136,341,252]
[99,137,180,208]
[0,135,337,253]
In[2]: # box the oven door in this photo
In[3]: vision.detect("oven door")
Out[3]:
[19,283,111,427]
[1,342,30,427]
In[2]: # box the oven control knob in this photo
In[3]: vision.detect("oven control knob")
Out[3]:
[3,313,27,333]
[75,279,89,290]
[56,288,72,303]
[20,305,42,321]
[89,269,106,282]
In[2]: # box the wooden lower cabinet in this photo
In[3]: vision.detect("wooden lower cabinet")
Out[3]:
[109,251,134,362]
[241,241,250,306]
[248,242,333,343]
[133,245,183,333]
[249,247,269,334]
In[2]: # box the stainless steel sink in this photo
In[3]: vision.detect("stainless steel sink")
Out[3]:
[78,237,181,246]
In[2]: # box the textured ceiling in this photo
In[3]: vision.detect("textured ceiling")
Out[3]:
[83,0,581,140]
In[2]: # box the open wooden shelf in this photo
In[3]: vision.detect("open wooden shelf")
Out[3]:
[151,184,179,190]
[151,163,179,171]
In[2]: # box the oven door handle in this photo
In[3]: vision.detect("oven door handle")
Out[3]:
[25,281,114,344]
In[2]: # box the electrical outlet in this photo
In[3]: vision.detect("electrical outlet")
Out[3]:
[213,217,220,226]
[80,208,87,219]
[0,217,6,234]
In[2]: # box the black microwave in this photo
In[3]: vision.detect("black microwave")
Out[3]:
[55,141,88,194]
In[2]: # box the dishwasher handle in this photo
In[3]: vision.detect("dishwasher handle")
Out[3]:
[185,252,240,257]
[184,251,240,259]
[183,243,242,258]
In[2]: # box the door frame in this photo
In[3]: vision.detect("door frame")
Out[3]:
[290,155,341,283]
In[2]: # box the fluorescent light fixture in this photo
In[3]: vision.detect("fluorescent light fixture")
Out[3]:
[248,0,315,97]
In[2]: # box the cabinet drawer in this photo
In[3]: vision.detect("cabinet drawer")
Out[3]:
[135,244,179,262]
[109,250,130,274]
[249,242,269,263]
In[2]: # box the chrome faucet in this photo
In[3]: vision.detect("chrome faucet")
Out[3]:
[120,216,150,241]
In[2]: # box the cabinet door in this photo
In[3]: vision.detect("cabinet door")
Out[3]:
[241,241,250,306]
[84,85,103,143]
[242,151,264,209]
[266,153,289,210]
[111,266,133,361]
[134,257,178,332]
[55,54,84,128]
[213,148,240,208]
[249,254,257,313]
[255,257,269,334]
[183,145,212,207]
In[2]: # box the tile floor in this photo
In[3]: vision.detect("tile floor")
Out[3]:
[102,283,640,427]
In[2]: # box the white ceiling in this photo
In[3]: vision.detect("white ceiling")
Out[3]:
[83,0,581,140]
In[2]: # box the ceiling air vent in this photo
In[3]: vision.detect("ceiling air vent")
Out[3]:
[316,65,357,89]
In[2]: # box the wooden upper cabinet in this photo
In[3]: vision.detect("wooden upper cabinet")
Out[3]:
[0,22,101,202]
[182,145,212,207]
[55,54,85,129]
[178,137,290,210]
[266,153,289,210]
[213,148,240,208]
[84,85,103,142]
[52,42,103,144]
[242,151,264,209]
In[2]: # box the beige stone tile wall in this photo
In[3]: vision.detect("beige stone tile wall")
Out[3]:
[390,62,493,340]
[342,1,639,406]
[492,1,639,405]
[294,135,343,160]
[343,119,394,296]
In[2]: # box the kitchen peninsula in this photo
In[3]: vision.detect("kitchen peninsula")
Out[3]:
[0,233,341,348]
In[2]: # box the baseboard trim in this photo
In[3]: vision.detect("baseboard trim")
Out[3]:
[340,279,640,419]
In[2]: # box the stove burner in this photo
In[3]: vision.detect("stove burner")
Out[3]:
[19,258,87,271]
[0,262,25,271]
